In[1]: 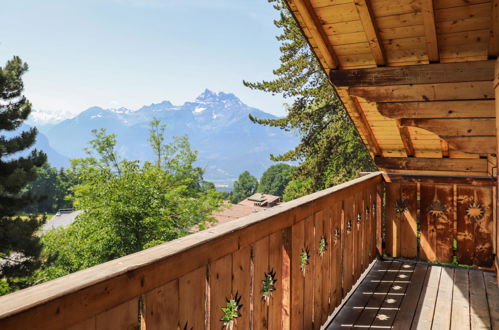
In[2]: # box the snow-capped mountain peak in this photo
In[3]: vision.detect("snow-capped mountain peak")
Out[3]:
[195,89,218,102]
[27,108,74,125]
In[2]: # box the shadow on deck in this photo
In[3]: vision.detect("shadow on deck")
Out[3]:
[326,259,499,329]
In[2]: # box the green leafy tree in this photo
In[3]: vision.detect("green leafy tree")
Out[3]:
[0,56,46,292]
[283,178,313,202]
[258,163,294,197]
[243,1,375,200]
[35,120,221,282]
[23,164,76,214]
[230,171,258,204]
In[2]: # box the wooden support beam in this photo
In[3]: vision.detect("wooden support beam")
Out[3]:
[384,173,496,186]
[399,118,495,137]
[440,139,450,157]
[351,96,383,156]
[489,0,499,56]
[350,81,495,102]
[396,120,415,157]
[293,0,338,70]
[444,137,496,154]
[375,157,488,173]
[353,0,385,65]
[331,61,495,87]
[421,0,439,62]
[378,100,495,119]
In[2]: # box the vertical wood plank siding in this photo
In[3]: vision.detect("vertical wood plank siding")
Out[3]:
[0,174,382,330]
[385,176,495,268]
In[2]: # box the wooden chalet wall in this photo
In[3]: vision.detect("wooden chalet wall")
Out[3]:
[385,174,496,268]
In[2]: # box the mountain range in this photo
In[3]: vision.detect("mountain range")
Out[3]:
[24,90,298,186]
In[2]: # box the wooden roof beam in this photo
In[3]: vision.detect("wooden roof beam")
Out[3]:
[378,100,495,119]
[396,120,415,157]
[421,0,439,62]
[489,0,499,56]
[292,0,338,71]
[354,0,385,66]
[399,118,495,137]
[375,157,488,173]
[440,139,449,158]
[351,96,383,156]
[331,60,495,87]
[350,81,494,102]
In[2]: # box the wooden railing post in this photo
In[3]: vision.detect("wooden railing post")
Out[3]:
[376,182,384,257]
[495,57,499,286]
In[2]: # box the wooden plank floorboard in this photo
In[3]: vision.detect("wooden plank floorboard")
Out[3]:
[483,272,499,330]
[469,270,491,330]
[451,268,471,330]
[432,267,455,329]
[411,265,442,329]
[325,261,499,330]
[370,262,416,328]
[392,263,429,330]
[354,261,403,327]
[326,260,391,328]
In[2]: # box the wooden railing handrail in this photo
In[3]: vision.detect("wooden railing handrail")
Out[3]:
[0,172,383,328]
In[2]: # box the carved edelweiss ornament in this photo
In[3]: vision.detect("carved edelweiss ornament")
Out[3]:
[394,199,408,213]
[466,200,485,221]
[428,200,446,218]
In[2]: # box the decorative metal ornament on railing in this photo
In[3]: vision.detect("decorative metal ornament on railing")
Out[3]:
[427,200,446,218]
[261,270,277,304]
[318,237,327,257]
[300,248,310,275]
[372,202,376,215]
[334,227,340,245]
[356,213,361,224]
[365,206,370,217]
[466,200,485,221]
[221,293,243,329]
[346,220,352,232]
[394,199,408,214]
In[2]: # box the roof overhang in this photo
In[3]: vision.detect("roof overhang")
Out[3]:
[285,0,498,176]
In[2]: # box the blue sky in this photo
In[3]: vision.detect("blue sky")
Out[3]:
[0,0,288,117]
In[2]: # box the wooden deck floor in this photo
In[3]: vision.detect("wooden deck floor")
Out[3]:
[326,260,499,329]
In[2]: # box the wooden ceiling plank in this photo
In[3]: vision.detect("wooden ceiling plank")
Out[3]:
[293,0,338,70]
[349,81,494,102]
[489,0,499,56]
[331,60,495,87]
[377,100,495,119]
[375,157,488,172]
[399,118,496,136]
[421,0,439,62]
[353,0,385,65]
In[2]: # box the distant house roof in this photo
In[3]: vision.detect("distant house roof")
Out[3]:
[238,193,280,207]
[210,194,281,227]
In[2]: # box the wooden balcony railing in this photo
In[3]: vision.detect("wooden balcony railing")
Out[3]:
[0,172,383,330]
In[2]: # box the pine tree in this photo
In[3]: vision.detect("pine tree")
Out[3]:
[243,0,375,198]
[0,56,46,290]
